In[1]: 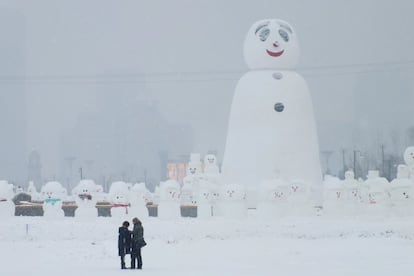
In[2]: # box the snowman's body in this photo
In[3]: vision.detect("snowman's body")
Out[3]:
[222,19,322,206]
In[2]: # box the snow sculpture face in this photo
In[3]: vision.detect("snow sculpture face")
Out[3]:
[41,182,67,200]
[204,154,217,166]
[260,179,289,202]
[108,181,130,204]
[198,188,211,203]
[289,180,308,197]
[244,19,299,70]
[131,183,151,204]
[390,187,411,202]
[187,163,201,176]
[222,184,246,201]
[403,147,414,166]
[72,179,100,201]
[160,180,181,202]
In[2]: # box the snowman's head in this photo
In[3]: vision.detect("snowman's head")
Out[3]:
[244,19,299,70]
[344,170,355,180]
[403,147,414,166]
[41,181,67,200]
[204,154,217,166]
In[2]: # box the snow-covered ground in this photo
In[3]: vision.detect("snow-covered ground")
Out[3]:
[1,213,414,276]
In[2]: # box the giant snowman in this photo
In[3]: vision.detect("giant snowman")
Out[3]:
[221,19,322,205]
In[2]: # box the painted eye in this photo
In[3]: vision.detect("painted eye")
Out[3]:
[279,29,289,42]
[259,28,270,41]
[274,102,284,112]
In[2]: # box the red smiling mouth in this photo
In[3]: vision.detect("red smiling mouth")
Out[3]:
[266,49,284,57]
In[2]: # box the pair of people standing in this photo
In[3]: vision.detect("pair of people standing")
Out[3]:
[118,217,145,269]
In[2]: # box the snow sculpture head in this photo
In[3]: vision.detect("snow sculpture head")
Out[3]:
[130,182,151,204]
[204,154,217,166]
[222,184,246,201]
[72,179,101,202]
[259,179,289,202]
[344,170,355,180]
[41,182,67,200]
[108,181,130,204]
[403,147,414,166]
[186,153,202,176]
[160,180,181,202]
[198,188,211,203]
[244,19,299,70]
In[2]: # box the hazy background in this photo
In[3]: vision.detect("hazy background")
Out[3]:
[1,0,414,190]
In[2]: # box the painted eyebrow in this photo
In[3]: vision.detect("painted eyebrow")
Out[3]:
[255,21,270,34]
[278,22,293,34]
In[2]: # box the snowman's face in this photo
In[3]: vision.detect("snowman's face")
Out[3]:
[161,186,180,201]
[187,165,199,175]
[368,191,387,204]
[223,186,246,201]
[244,19,299,70]
[41,182,66,200]
[204,154,217,165]
[403,147,414,166]
[390,188,411,202]
[290,182,306,195]
[112,194,128,204]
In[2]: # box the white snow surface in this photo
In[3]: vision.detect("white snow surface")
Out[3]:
[1,214,414,276]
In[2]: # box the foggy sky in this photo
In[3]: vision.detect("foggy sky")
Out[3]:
[1,0,414,186]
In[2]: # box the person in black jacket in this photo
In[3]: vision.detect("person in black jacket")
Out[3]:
[131,217,145,269]
[118,221,132,269]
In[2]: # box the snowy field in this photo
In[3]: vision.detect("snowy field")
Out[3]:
[1,213,414,276]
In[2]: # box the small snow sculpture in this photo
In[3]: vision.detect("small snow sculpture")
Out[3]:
[41,181,67,218]
[108,181,131,218]
[389,165,414,216]
[72,179,102,218]
[221,183,247,219]
[129,183,151,218]
[257,178,290,219]
[158,180,181,219]
[363,170,390,216]
[0,180,15,217]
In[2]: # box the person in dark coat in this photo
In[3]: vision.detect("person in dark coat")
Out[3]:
[118,221,132,269]
[131,217,145,269]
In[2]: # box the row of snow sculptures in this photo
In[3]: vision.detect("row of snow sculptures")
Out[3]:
[41,181,67,218]
[158,180,181,220]
[221,18,322,208]
[71,179,103,218]
[0,180,15,217]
